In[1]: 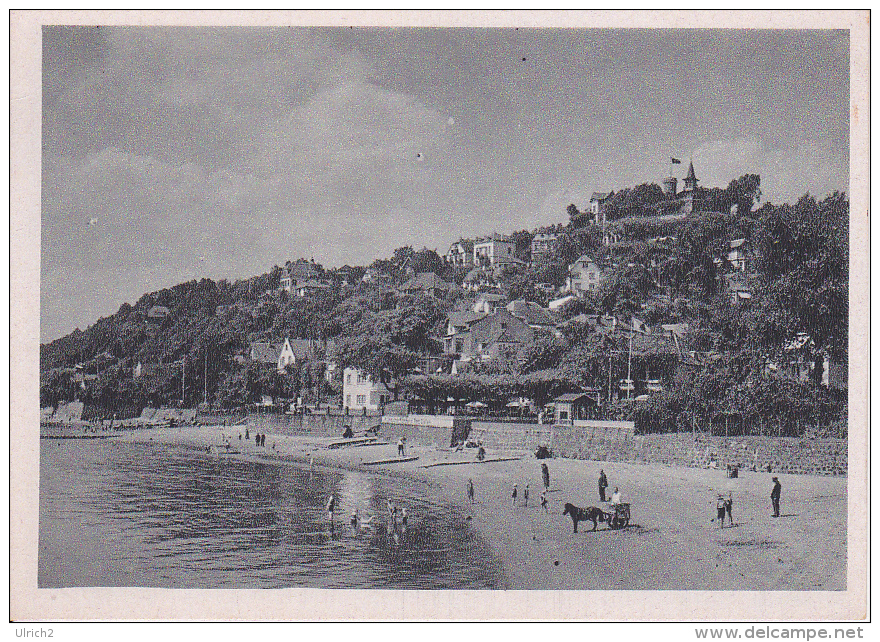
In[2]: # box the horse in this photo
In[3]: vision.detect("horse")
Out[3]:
[563,502,606,533]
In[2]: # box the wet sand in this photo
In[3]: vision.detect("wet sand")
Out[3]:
[117,425,847,591]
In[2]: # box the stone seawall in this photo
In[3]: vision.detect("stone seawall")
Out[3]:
[246,413,847,476]
[380,414,468,449]
[247,414,379,438]
[471,421,846,477]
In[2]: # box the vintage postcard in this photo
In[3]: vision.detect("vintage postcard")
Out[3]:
[10,10,869,622]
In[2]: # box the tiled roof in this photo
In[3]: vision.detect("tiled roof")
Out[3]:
[506,300,554,327]
[590,192,612,202]
[400,272,450,292]
[448,311,484,327]
[250,342,282,364]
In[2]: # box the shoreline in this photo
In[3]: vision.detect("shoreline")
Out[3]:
[113,425,846,591]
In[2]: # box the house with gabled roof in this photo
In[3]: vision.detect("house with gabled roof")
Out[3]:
[446,239,475,267]
[443,310,485,355]
[474,292,505,315]
[566,254,604,295]
[398,272,453,298]
[505,300,555,331]
[467,309,534,362]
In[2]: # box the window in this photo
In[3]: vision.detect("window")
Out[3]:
[345,395,351,406]
[346,373,352,384]
[356,395,366,406]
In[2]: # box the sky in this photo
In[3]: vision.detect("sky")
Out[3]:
[41,26,849,343]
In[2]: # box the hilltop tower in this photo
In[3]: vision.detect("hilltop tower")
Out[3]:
[661,176,678,196]
[683,161,699,192]
[681,161,701,214]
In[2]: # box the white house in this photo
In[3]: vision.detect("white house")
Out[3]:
[473,234,516,267]
[566,255,604,295]
[446,239,474,267]
[342,366,392,412]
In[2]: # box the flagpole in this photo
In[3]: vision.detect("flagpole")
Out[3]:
[627,326,633,400]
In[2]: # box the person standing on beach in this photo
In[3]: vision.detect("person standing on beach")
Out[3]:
[540,490,548,512]
[327,494,336,524]
[398,437,405,457]
[467,479,475,504]
[541,462,550,491]
[523,484,529,506]
[511,484,518,506]
[716,494,727,528]
[725,492,734,525]
[770,477,782,517]
[611,487,621,506]
[599,469,608,502]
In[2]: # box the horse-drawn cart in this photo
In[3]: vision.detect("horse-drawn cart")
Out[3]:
[604,503,630,529]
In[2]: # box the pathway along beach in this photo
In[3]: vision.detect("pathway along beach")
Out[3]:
[116,426,846,591]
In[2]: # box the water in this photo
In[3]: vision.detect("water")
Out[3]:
[38,439,503,589]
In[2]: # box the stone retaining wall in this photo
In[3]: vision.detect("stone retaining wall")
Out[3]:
[246,412,847,476]
[381,414,468,449]
[247,414,379,438]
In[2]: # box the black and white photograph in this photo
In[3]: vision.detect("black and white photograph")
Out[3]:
[10,10,868,622]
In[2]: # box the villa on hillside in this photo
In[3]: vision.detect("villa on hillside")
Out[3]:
[589,191,614,225]
[281,258,322,292]
[250,338,327,372]
[530,230,560,265]
[446,239,474,267]
[566,255,604,295]
[473,234,516,268]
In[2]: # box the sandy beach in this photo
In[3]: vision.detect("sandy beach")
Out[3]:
[116,425,847,591]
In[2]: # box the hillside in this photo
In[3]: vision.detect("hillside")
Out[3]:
[40,184,849,436]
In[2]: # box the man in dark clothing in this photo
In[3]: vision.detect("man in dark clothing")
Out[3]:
[599,469,609,502]
[771,477,782,517]
[541,463,550,491]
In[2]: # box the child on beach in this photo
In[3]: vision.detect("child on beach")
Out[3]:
[716,494,727,528]
[540,491,548,512]
[524,484,529,506]
[467,479,475,504]
[725,492,734,525]
[512,484,518,505]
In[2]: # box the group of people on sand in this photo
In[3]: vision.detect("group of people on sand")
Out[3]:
[246,429,267,447]
[715,476,783,527]
[598,469,622,505]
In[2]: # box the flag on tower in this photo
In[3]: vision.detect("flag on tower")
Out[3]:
[671,157,682,164]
